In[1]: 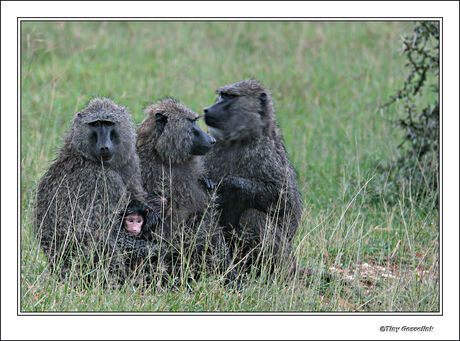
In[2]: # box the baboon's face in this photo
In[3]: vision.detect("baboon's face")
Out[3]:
[154,111,216,162]
[204,91,265,142]
[124,213,144,236]
[189,119,216,155]
[72,98,136,167]
[86,120,120,164]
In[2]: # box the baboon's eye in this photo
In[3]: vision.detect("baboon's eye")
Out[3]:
[90,121,101,127]
[155,113,168,132]
[104,121,114,126]
[110,129,118,141]
[91,132,98,143]
[136,219,142,224]
[222,93,236,100]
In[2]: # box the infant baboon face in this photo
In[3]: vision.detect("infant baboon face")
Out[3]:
[124,214,144,236]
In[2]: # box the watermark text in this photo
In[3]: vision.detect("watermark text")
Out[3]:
[380,326,434,333]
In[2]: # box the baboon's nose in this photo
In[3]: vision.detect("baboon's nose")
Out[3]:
[203,107,209,114]
[210,136,216,144]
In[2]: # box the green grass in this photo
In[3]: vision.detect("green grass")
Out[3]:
[20,21,439,312]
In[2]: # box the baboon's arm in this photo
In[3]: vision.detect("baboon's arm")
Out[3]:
[133,238,162,258]
[220,175,279,212]
[119,233,162,259]
[144,206,163,233]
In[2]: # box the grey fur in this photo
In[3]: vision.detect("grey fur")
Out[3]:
[203,79,303,273]
[137,98,235,282]
[34,98,159,286]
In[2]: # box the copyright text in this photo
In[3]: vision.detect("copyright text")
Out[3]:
[380,326,434,333]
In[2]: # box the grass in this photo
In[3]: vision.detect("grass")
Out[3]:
[20,21,439,312]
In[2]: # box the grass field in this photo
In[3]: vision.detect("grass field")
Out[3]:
[20,21,439,312]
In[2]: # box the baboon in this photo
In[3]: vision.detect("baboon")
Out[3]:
[34,98,161,286]
[121,196,169,239]
[203,79,303,274]
[123,210,145,237]
[116,198,171,279]
[136,98,235,283]
[122,205,150,237]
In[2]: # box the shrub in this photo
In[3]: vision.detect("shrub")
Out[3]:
[378,21,439,204]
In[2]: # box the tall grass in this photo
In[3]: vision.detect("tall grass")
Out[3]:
[21,21,439,312]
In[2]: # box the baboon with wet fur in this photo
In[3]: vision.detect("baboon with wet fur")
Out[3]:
[34,98,160,286]
[203,79,303,274]
[137,98,235,283]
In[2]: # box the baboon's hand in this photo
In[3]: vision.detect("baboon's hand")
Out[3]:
[146,194,168,209]
[219,175,277,212]
[214,175,252,211]
[220,175,252,197]
[146,195,171,221]
[144,208,163,232]
[199,176,215,191]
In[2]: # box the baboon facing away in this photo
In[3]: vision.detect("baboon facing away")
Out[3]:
[136,98,235,283]
[34,98,160,286]
[203,79,303,274]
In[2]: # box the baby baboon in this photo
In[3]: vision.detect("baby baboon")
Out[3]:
[34,98,160,286]
[203,79,303,274]
[122,204,150,237]
[136,98,235,283]
[121,197,169,239]
[124,210,145,237]
[117,200,168,278]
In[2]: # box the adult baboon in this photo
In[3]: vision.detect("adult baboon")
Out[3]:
[203,79,303,274]
[34,98,160,286]
[136,98,235,283]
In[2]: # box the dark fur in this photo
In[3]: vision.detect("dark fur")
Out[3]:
[137,98,235,282]
[34,98,160,286]
[204,79,303,273]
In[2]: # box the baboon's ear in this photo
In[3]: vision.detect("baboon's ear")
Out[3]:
[155,113,168,132]
[258,92,267,116]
